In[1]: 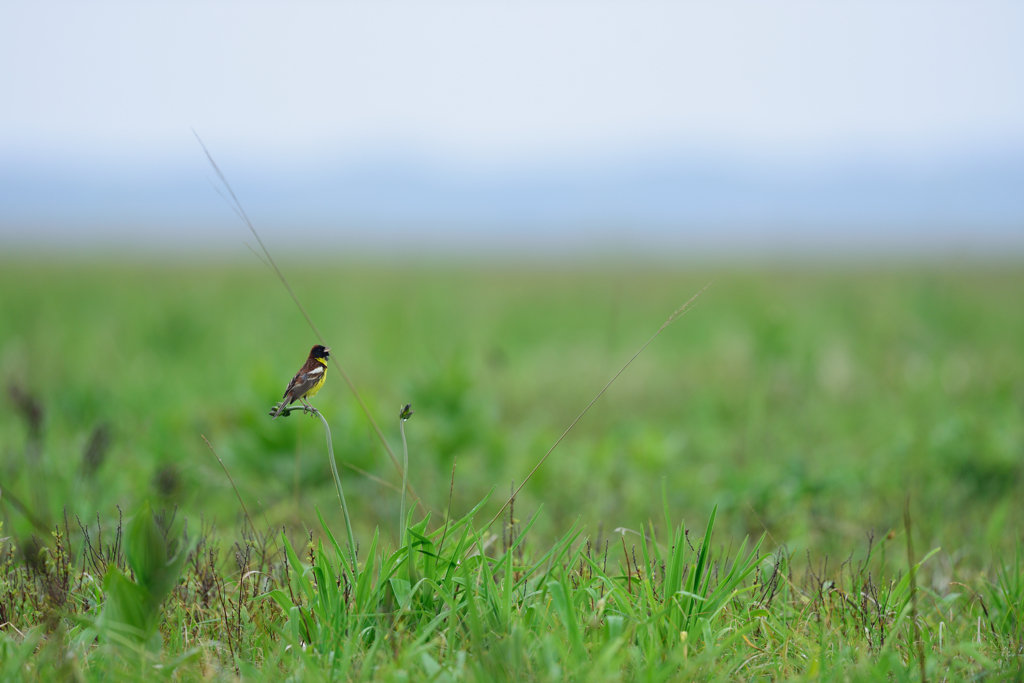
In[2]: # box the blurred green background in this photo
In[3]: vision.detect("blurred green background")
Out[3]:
[1,259,1021,566]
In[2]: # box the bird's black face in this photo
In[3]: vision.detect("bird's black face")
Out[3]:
[311,344,330,360]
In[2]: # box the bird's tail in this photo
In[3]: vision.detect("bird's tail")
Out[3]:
[270,400,288,419]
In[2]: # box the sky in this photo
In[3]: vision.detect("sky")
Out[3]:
[2,1,1023,255]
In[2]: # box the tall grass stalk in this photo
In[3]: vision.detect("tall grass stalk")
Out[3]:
[398,407,411,546]
[313,408,358,579]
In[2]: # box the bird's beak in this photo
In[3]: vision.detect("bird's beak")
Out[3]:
[325,347,331,353]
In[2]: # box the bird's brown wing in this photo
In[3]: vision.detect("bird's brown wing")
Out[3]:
[284,374,322,404]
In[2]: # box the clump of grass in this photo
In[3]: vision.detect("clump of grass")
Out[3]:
[1,494,1021,680]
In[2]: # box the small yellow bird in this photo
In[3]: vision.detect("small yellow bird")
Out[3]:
[271,344,330,418]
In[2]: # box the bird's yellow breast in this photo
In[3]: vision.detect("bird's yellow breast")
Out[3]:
[303,372,327,399]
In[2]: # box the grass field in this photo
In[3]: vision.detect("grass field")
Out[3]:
[1,258,1022,680]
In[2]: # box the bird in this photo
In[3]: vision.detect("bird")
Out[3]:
[271,344,330,418]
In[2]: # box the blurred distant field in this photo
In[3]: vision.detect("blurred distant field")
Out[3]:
[1,259,1022,567]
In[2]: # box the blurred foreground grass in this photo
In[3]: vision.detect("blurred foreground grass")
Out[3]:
[1,259,1022,567]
